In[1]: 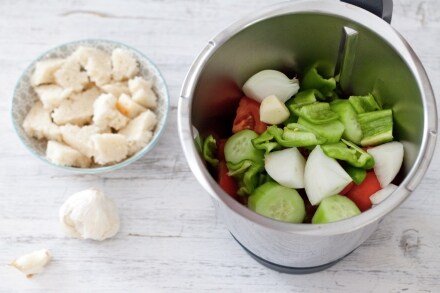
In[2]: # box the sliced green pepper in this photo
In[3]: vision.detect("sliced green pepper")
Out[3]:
[321,139,375,169]
[343,164,367,185]
[297,117,344,144]
[301,67,336,97]
[251,129,280,154]
[349,93,382,114]
[295,102,339,124]
[358,109,393,146]
[202,134,218,168]
[330,99,362,144]
[227,160,264,196]
[282,123,327,146]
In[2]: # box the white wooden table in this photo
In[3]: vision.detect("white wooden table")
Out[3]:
[1,0,439,292]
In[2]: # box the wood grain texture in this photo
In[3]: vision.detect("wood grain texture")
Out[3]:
[0,0,439,292]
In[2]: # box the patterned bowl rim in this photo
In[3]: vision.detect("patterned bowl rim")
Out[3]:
[10,38,170,174]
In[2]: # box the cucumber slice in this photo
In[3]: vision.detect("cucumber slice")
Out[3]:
[311,195,361,224]
[358,109,393,146]
[298,117,344,143]
[330,100,362,144]
[248,182,305,223]
[224,130,264,164]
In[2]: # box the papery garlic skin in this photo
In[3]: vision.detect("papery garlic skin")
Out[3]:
[59,188,120,241]
[10,249,51,278]
[242,70,300,103]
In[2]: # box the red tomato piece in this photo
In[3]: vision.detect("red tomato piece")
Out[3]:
[340,182,355,195]
[345,171,381,211]
[232,97,267,134]
[217,161,238,199]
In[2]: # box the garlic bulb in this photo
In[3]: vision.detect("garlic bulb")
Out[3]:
[242,70,300,103]
[10,249,51,278]
[59,188,120,241]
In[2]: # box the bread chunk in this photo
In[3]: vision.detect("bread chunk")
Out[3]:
[112,48,139,81]
[132,87,157,109]
[119,110,157,155]
[116,93,146,119]
[91,133,128,165]
[22,101,61,142]
[74,46,112,86]
[31,58,65,86]
[54,57,89,92]
[52,87,101,126]
[93,94,129,131]
[46,140,91,168]
[60,124,101,158]
[100,82,130,99]
[34,84,73,110]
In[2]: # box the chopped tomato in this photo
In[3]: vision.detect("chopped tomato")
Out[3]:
[217,161,238,199]
[340,182,355,195]
[232,97,267,134]
[345,171,381,211]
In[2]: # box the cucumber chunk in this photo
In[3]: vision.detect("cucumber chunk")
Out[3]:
[330,99,362,144]
[311,195,361,224]
[248,182,306,223]
[224,130,264,164]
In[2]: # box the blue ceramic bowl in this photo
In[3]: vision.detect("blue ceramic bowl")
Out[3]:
[11,39,169,174]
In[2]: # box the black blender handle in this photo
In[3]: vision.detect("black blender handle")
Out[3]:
[341,0,393,23]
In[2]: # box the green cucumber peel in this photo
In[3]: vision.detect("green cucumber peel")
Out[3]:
[224,129,264,164]
[311,195,361,224]
[248,181,306,223]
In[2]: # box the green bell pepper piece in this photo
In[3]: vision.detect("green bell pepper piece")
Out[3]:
[358,109,393,146]
[343,164,367,185]
[301,67,336,97]
[227,160,264,196]
[202,134,218,168]
[321,139,375,169]
[297,117,344,144]
[349,93,382,114]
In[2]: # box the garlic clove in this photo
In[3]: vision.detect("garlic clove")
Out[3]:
[242,69,300,103]
[10,249,51,278]
[259,95,290,124]
[59,188,120,241]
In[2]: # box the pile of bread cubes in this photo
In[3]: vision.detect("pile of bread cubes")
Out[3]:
[22,46,159,168]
